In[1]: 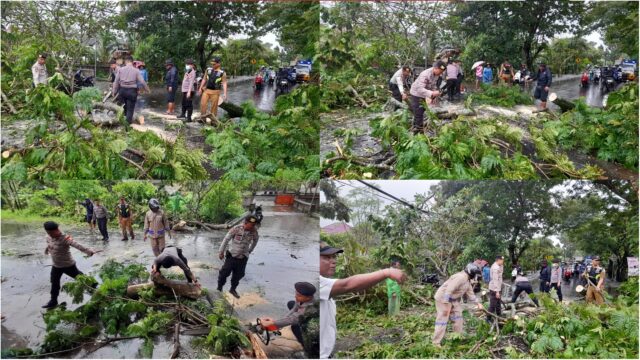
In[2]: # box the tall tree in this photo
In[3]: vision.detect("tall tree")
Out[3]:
[455,1,589,69]
[122,1,260,73]
[585,1,639,58]
[261,1,319,60]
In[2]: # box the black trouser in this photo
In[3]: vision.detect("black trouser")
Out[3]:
[539,280,548,293]
[181,92,193,120]
[446,79,457,100]
[50,264,83,301]
[411,95,426,129]
[456,75,463,95]
[287,300,305,345]
[549,282,563,301]
[389,82,402,102]
[97,217,109,240]
[217,251,248,291]
[488,290,502,319]
[119,87,138,124]
[511,282,539,306]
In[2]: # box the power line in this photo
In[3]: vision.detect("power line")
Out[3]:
[334,180,399,205]
[356,180,431,215]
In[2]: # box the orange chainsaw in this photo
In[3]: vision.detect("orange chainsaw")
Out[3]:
[249,318,281,345]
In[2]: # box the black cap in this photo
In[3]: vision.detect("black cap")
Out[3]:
[552,258,560,263]
[495,255,504,260]
[38,53,48,59]
[320,242,343,255]
[44,221,59,231]
[211,56,221,63]
[294,282,317,297]
[185,58,195,65]
[245,215,258,224]
[592,256,601,261]
[165,59,174,66]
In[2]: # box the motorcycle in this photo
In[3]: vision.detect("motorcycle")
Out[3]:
[580,72,589,87]
[601,76,615,93]
[277,77,289,94]
[421,273,440,288]
[268,72,275,85]
[74,70,94,89]
[563,268,573,282]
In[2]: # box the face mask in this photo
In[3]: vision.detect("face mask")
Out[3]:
[185,65,191,71]
[553,264,559,268]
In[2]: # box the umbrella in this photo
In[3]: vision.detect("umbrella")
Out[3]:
[471,61,485,71]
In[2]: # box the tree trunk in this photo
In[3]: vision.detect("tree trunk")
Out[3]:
[548,94,576,112]
[126,273,202,300]
[219,102,244,118]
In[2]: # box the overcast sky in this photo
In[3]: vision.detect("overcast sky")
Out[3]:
[320,180,569,247]
[320,180,439,227]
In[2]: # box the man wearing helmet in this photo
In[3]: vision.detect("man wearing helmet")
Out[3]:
[217,215,260,299]
[432,263,484,346]
[143,198,172,256]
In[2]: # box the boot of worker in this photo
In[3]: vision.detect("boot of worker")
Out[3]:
[229,288,240,299]
[42,299,58,309]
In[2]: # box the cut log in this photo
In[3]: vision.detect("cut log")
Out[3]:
[247,332,269,359]
[548,93,575,112]
[185,220,230,230]
[126,274,202,300]
[384,96,409,111]
[92,101,123,114]
[130,124,177,144]
[219,102,244,118]
[170,323,180,359]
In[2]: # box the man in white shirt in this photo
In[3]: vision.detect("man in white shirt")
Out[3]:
[389,66,412,102]
[319,242,406,358]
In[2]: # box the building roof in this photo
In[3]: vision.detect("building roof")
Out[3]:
[321,222,352,234]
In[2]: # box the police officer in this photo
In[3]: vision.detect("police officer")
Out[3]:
[112,55,150,124]
[198,56,227,118]
[432,263,484,346]
[583,256,606,305]
[32,53,48,87]
[217,215,259,298]
[409,61,445,133]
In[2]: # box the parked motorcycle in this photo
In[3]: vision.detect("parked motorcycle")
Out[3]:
[74,70,94,89]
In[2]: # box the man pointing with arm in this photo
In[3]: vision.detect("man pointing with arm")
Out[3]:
[319,242,407,358]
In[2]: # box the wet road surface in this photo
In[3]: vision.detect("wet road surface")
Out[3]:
[0,198,318,357]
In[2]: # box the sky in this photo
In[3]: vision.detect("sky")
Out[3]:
[320,180,439,227]
[319,180,567,247]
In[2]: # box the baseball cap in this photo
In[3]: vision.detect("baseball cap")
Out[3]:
[320,241,343,255]
[211,56,221,63]
[496,255,504,260]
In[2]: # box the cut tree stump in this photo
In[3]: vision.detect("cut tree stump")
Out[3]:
[548,93,575,112]
[126,273,202,299]
[219,102,245,118]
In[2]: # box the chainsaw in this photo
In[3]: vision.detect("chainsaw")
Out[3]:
[248,318,281,346]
